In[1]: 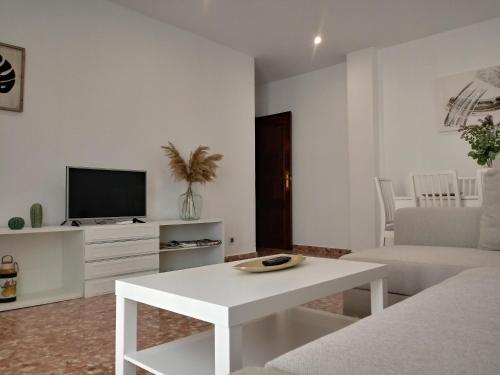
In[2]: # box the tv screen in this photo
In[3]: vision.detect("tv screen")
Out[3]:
[66,167,146,220]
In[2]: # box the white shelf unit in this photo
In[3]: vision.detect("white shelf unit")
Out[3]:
[0,227,84,312]
[0,219,224,311]
[158,219,224,272]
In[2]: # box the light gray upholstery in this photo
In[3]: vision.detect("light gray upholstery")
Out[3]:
[265,268,500,375]
[479,169,500,250]
[342,207,494,317]
[394,207,481,248]
[232,367,292,375]
[341,245,500,295]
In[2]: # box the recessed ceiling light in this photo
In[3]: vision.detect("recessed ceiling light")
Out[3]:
[314,36,322,45]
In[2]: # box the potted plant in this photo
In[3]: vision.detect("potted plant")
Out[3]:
[459,115,500,168]
[162,142,223,220]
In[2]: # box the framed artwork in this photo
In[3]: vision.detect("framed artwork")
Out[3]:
[0,42,25,112]
[436,65,500,132]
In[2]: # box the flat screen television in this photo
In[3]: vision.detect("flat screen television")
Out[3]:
[66,167,146,220]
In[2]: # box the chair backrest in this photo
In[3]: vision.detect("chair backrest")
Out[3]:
[458,177,478,197]
[410,170,461,208]
[374,177,396,225]
[477,168,490,206]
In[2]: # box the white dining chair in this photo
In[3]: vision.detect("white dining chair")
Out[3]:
[374,177,396,247]
[458,177,478,198]
[477,168,490,206]
[410,170,461,208]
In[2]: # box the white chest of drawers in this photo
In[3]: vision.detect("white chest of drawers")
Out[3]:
[83,224,160,297]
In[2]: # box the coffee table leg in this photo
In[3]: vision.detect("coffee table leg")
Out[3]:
[370,278,388,314]
[116,296,137,375]
[214,324,243,375]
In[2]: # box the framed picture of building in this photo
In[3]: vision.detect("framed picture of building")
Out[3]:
[0,42,25,112]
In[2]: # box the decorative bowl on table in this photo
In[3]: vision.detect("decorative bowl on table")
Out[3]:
[233,254,306,273]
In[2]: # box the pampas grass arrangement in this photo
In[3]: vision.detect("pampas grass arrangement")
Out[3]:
[162,142,223,220]
[162,142,223,183]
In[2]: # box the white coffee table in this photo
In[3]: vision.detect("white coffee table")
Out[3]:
[115,256,388,375]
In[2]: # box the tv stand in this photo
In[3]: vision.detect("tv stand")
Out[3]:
[132,218,145,224]
[0,219,224,311]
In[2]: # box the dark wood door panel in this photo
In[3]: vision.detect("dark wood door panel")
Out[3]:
[255,111,292,250]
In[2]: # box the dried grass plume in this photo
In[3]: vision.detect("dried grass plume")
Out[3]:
[162,142,223,184]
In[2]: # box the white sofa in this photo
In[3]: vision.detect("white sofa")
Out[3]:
[342,207,500,316]
[233,267,500,375]
[233,204,500,375]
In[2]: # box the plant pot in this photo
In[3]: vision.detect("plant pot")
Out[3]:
[178,184,202,220]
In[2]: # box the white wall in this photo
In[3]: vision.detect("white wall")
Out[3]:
[256,64,350,250]
[0,0,255,255]
[347,48,379,250]
[378,17,500,193]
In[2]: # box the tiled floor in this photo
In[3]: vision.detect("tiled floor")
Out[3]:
[0,291,342,375]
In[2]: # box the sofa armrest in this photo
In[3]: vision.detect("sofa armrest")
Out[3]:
[394,208,481,248]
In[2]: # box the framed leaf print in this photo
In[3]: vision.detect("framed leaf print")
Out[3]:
[0,42,25,112]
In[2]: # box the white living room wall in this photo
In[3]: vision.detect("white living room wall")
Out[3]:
[0,0,255,256]
[256,64,350,250]
[346,48,379,251]
[378,17,500,193]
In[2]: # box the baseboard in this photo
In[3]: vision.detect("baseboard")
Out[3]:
[224,252,258,262]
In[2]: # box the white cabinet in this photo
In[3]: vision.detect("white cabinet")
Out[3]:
[83,224,160,297]
[85,238,158,261]
[84,270,158,298]
[0,219,224,309]
[85,254,159,280]
[158,219,224,272]
[84,224,159,244]
[0,227,84,312]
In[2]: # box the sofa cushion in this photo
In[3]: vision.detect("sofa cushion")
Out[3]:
[340,245,500,295]
[394,207,481,248]
[232,367,292,375]
[267,267,500,375]
[479,169,500,250]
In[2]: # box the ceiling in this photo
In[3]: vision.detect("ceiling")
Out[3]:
[109,0,500,83]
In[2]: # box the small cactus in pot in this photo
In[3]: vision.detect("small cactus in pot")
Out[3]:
[8,217,25,230]
[30,203,43,228]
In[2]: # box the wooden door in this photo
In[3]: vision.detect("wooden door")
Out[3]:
[255,111,292,250]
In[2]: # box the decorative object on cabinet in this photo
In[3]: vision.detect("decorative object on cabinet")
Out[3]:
[30,203,43,228]
[0,42,25,112]
[0,255,19,303]
[459,115,500,168]
[162,142,223,220]
[234,254,305,273]
[7,217,25,230]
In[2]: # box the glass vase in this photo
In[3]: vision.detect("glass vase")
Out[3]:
[178,183,202,220]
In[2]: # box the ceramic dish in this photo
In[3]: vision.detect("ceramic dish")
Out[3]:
[233,254,306,273]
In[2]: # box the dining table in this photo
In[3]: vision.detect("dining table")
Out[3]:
[394,195,481,209]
